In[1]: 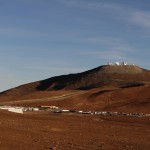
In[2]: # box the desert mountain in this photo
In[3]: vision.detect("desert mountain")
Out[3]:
[0,64,150,113]
[0,65,150,99]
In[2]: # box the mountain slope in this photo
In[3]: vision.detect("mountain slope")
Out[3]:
[0,65,150,101]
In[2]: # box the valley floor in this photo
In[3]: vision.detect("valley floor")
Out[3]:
[0,110,150,150]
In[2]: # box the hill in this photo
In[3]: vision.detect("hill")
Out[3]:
[0,65,150,101]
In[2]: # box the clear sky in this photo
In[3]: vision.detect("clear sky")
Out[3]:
[0,0,150,91]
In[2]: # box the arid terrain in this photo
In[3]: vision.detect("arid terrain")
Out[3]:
[0,110,150,150]
[0,65,150,149]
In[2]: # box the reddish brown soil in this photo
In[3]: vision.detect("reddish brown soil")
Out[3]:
[3,84,149,114]
[0,65,150,149]
[0,110,150,150]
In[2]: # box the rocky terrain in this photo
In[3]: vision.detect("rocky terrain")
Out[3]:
[0,64,150,150]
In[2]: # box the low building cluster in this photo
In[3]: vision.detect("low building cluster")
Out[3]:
[93,111,147,117]
[0,105,149,118]
[0,105,60,114]
[54,109,150,118]
[0,106,40,114]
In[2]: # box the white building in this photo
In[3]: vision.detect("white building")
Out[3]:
[115,62,120,66]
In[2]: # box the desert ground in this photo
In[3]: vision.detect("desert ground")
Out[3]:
[0,65,150,149]
[0,85,150,150]
[0,109,150,150]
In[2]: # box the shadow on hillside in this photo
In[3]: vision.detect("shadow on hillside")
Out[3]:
[120,82,145,88]
[88,90,115,99]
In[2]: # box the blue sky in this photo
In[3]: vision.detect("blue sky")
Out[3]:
[0,0,150,91]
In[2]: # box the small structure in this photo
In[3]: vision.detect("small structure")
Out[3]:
[61,110,70,112]
[54,110,62,113]
[121,61,128,65]
[115,62,120,66]
[123,61,127,65]
[39,106,59,110]
[77,110,83,114]
[0,106,23,114]
[32,108,39,111]
[8,107,23,114]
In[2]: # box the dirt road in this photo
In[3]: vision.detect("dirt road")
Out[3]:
[0,91,87,105]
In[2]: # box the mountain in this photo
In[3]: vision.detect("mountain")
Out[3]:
[0,65,150,101]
